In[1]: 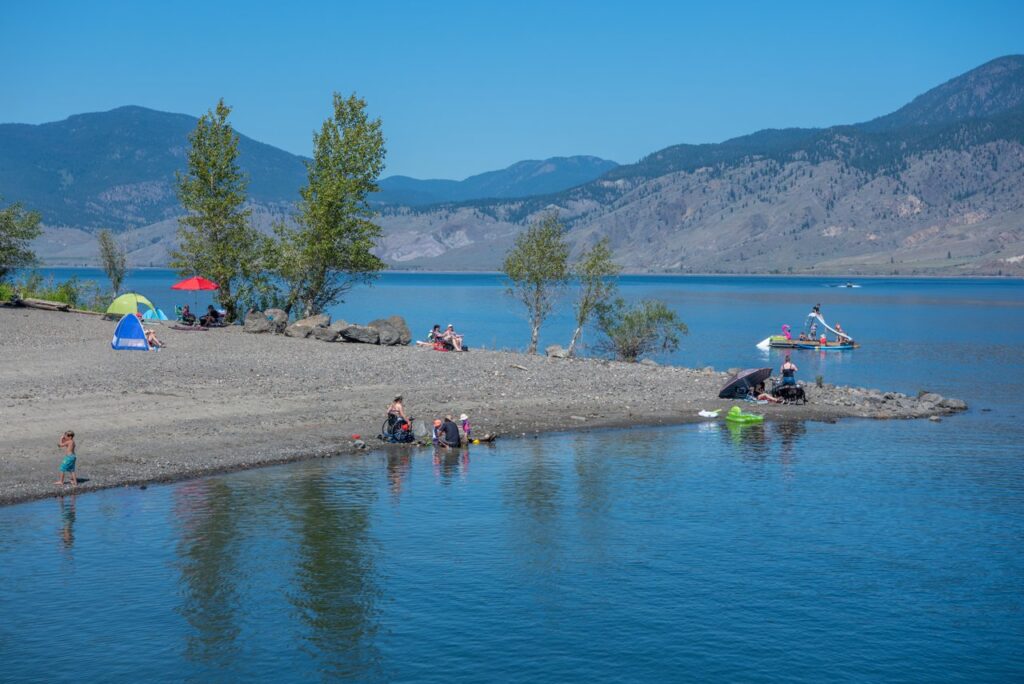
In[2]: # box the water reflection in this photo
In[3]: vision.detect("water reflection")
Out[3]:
[288,469,381,680]
[504,440,564,571]
[58,494,76,550]
[432,446,470,484]
[385,452,412,499]
[774,421,807,466]
[723,421,769,454]
[174,479,242,669]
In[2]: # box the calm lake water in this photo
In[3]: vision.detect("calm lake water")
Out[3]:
[3,272,1023,681]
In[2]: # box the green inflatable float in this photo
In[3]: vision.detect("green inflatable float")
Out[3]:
[725,406,764,425]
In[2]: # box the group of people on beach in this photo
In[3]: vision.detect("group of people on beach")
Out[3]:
[386,395,472,448]
[420,323,466,351]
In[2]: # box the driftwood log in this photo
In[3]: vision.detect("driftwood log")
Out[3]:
[12,297,103,316]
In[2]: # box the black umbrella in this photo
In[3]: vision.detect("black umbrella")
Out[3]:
[719,367,772,399]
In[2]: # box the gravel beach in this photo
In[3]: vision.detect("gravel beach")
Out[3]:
[0,306,966,505]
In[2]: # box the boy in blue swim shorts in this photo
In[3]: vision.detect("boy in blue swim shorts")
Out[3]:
[56,430,77,487]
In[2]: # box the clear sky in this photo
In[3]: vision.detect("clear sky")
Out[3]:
[3,0,1022,179]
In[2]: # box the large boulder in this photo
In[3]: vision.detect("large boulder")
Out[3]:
[243,311,273,334]
[328,320,349,335]
[545,344,569,358]
[340,324,380,344]
[264,308,289,333]
[311,326,340,342]
[296,314,331,329]
[284,323,312,338]
[285,314,331,339]
[369,316,412,345]
[372,322,402,346]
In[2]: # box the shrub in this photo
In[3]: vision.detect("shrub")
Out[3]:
[596,298,688,362]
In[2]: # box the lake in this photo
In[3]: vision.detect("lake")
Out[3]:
[2,272,1022,681]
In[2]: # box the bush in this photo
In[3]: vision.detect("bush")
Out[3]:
[596,298,688,362]
[12,272,106,311]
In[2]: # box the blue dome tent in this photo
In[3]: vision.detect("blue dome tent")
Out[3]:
[111,313,150,351]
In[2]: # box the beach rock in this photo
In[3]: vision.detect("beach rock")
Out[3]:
[640,359,658,367]
[546,344,569,358]
[243,311,273,334]
[372,322,402,346]
[340,324,379,344]
[284,322,313,338]
[286,314,331,339]
[264,308,289,333]
[369,316,412,345]
[918,392,944,405]
[727,367,742,376]
[929,415,942,422]
[296,314,331,329]
[939,397,968,411]
[311,326,340,342]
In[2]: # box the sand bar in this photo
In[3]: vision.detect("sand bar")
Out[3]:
[0,307,965,506]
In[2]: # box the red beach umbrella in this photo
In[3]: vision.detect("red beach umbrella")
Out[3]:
[171,276,219,292]
[171,276,220,311]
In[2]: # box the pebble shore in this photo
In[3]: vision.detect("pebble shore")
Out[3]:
[0,306,966,506]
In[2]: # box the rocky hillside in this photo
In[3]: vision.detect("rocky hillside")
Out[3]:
[375,56,1024,275]
[11,56,1024,275]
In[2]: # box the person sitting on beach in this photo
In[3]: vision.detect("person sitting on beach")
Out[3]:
[144,326,164,349]
[387,395,410,430]
[754,383,782,404]
[428,324,443,342]
[180,304,197,326]
[781,355,798,385]
[442,324,464,352]
[439,415,461,448]
[200,305,222,327]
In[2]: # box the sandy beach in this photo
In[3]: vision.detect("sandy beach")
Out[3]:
[0,306,966,506]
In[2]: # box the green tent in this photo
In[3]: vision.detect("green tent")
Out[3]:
[106,293,155,317]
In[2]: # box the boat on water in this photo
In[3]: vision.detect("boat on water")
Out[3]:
[757,309,860,351]
[766,335,859,350]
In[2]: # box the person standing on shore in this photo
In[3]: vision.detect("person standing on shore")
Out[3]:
[780,355,798,386]
[460,413,472,442]
[56,430,77,487]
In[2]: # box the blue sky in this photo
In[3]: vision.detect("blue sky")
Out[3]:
[3,1,1022,179]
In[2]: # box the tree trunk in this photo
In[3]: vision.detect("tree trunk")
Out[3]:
[567,325,583,357]
[528,319,540,354]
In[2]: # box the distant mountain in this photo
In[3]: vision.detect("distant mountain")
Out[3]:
[861,55,1024,132]
[11,56,1024,275]
[373,156,619,205]
[0,105,308,230]
[371,55,1024,276]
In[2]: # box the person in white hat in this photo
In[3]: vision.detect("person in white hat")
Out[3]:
[459,413,472,442]
[443,323,464,351]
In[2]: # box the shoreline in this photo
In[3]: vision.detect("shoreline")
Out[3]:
[0,306,966,507]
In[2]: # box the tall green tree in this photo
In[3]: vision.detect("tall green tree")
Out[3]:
[275,92,386,318]
[171,99,266,322]
[567,237,619,357]
[501,211,570,354]
[0,200,42,283]
[96,228,128,295]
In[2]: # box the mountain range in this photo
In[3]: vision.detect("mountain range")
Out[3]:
[4,55,1024,275]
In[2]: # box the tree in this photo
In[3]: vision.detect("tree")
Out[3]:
[596,299,688,362]
[171,99,267,322]
[501,211,570,354]
[275,93,386,318]
[0,200,42,282]
[96,229,128,295]
[567,238,619,357]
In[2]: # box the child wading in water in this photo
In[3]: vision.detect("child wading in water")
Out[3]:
[56,431,77,486]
